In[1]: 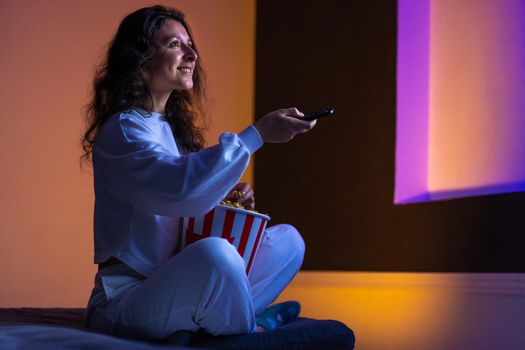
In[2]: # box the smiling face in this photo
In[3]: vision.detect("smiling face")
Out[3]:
[148,19,197,94]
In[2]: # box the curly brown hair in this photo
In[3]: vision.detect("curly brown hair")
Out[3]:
[81,5,206,164]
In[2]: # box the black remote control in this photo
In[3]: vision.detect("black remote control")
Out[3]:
[302,107,335,122]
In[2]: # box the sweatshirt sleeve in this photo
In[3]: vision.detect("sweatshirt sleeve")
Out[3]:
[93,113,263,217]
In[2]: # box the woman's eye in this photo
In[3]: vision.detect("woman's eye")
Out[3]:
[168,40,182,48]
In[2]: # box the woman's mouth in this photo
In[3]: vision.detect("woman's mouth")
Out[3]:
[177,66,192,74]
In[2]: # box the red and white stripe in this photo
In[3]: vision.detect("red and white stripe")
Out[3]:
[179,206,269,275]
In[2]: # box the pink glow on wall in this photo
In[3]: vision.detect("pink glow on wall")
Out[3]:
[396,0,525,204]
[395,0,431,203]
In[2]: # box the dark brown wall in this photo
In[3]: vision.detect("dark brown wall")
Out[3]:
[254,0,525,272]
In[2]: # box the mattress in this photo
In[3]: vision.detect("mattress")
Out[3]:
[0,308,355,349]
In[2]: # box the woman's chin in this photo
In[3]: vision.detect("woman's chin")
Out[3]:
[175,82,194,91]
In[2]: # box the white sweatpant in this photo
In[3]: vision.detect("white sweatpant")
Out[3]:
[85,224,305,340]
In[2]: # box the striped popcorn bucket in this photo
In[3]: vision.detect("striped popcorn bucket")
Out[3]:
[180,205,270,275]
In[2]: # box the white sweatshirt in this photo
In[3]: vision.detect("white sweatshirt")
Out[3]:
[92,108,263,277]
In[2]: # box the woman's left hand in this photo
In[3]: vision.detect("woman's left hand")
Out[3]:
[225,183,255,210]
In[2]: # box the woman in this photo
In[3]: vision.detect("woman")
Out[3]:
[81,5,315,341]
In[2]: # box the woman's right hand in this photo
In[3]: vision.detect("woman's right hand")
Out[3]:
[254,107,316,143]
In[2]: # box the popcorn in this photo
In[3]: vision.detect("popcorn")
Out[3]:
[220,191,260,212]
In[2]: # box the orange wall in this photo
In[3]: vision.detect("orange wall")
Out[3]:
[0,0,255,307]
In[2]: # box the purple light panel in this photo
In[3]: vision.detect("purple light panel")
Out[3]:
[395,0,525,204]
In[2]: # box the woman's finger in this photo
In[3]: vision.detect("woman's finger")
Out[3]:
[241,188,254,201]
[282,107,304,118]
[238,182,251,193]
[225,183,253,202]
[235,183,252,200]
[242,196,255,210]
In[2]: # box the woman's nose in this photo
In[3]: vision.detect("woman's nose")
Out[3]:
[183,45,197,62]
